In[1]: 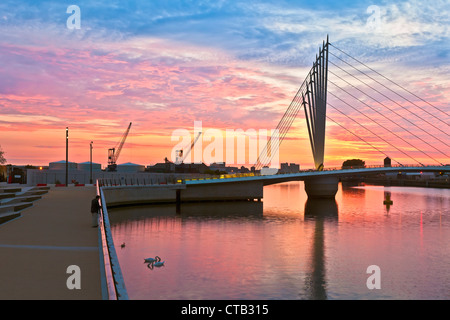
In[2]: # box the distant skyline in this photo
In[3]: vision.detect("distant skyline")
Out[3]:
[0,0,448,168]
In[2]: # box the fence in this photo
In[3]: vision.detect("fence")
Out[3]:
[96,182,128,300]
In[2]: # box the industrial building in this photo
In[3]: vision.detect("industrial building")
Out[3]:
[146,159,209,174]
[49,160,77,171]
[279,163,300,174]
[116,162,145,172]
[77,161,102,171]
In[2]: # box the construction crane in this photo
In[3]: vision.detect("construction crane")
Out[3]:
[175,131,202,164]
[107,122,132,171]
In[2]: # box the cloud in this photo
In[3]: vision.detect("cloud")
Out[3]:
[0,20,301,165]
[0,0,448,166]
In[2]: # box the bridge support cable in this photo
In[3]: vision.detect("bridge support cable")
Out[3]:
[328,77,447,165]
[256,37,330,171]
[329,43,450,120]
[255,37,329,170]
[302,91,408,166]
[255,67,315,169]
[328,59,450,144]
[256,37,446,171]
[328,84,444,166]
[254,80,308,170]
[325,116,403,166]
[327,102,421,166]
[328,68,449,158]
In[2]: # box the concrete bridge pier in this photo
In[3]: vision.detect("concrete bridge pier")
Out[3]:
[304,176,339,199]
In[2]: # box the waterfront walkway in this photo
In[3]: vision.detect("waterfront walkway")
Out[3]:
[0,186,102,299]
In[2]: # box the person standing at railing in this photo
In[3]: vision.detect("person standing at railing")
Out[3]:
[91,195,101,227]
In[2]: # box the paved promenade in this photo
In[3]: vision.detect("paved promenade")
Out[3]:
[0,186,102,299]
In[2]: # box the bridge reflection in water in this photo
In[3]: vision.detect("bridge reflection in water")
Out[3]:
[109,181,450,300]
[108,201,264,222]
[108,193,342,300]
[304,198,338,300]
[101,34,448,298]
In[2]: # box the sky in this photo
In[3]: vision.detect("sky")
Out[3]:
[0,0,449,168]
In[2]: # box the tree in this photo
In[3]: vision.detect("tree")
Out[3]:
[342,159,365,169]
[0,145,6,165]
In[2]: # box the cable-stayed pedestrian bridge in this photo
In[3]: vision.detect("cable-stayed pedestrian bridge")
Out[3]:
[249,35,448,198]
[96,36,448,300]
[100,36,448,204]
[99,164,448,208]
[180,165,448,199]
[185,165,448,186]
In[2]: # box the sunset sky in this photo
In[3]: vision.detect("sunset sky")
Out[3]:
[0,0,448,169]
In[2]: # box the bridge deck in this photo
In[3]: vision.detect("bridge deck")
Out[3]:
[184,166,449,186]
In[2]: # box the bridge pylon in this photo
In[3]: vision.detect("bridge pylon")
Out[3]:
[302,36,329,171]
[302,37,338,199]
[255,36,337,198]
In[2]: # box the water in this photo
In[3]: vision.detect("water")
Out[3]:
[109,182,450,300]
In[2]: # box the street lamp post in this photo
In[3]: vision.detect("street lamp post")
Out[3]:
[66,127,69,187]
[90,141,93,184]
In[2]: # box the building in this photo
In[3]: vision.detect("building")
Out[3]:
[146,158,176,173]
[280,163,300,174]
[175,163,209,174]
[209,162,242,173]
[384,157,392,167]
[147,158,210,174]
[0,165,7,182]
[77,161,102,171]
[289,163,300,173]
[209,162,226,171]
[209,163,252,174]
[117,162,145,172]
[49,160,77,171]
[2,165,28,184]
[240,166,250,173]
[147,162,174,173]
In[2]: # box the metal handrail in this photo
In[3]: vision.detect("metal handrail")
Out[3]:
[96,181,128,300]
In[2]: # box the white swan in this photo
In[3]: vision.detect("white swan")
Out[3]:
[153,260,165,267]
[144,256,161,263]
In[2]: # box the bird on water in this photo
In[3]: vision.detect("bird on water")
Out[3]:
[144,256,165,268]
[144,256,161,263]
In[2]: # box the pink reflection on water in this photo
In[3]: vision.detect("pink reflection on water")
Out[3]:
[109,182,450,299]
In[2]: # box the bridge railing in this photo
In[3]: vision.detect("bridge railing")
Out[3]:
[315,164,446,172]
[184,172,258,182]
[98,173,261,186]
[97,165,447,186]
[96,181,129,300]
[97,175,181,187]
[181,164,445,182]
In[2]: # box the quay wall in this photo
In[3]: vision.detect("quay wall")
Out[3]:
[181,180,263,202]
[102,184,185,207]
[102,180,264,207]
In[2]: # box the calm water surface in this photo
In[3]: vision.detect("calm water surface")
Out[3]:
[109,182,450,300]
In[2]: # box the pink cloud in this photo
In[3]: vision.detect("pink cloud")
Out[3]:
[0,33,298,166]
[0,28,447,168]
